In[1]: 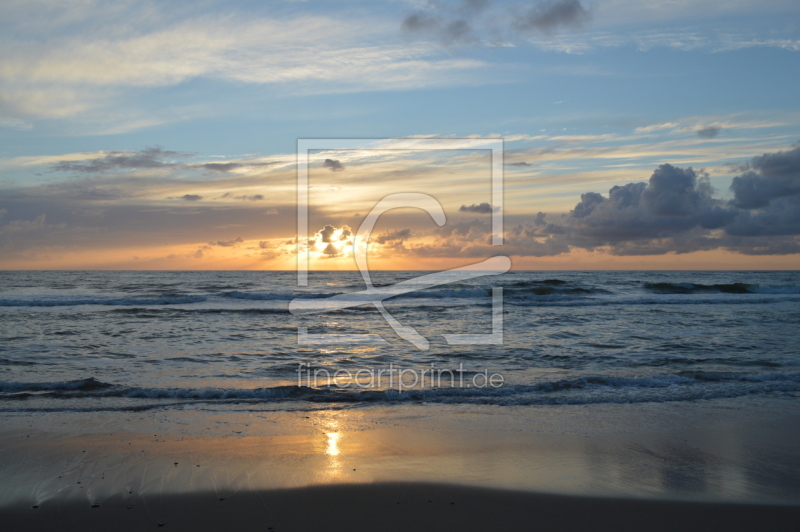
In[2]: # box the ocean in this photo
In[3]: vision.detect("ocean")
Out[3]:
[2,270,799,416]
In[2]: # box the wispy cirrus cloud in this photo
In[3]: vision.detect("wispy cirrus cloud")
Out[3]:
[0,5,491,126]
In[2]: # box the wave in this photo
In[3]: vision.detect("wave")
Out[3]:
[110,307,289,315]
[3,372,799,408]
[747,284,800,294]
[226,288,490,301]
[224,291,337,301]
[4,279,798,310]
[394,288,490,299]
[0,295,206,307]
[0,377,112,392]
[510,279,568,286]
[514,286,606,296]
[506,293,800,307]
[643,282,800,295]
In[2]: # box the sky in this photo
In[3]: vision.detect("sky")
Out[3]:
[1,0,799,270]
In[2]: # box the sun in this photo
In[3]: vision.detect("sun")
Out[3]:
[313,225,353,258]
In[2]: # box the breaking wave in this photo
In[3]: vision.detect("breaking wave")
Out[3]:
[3,372,799,409]
[0,295,206,307]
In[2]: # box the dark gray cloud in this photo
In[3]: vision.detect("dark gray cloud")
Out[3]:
[220,193,264,201]
[318,224,336,243]
[402,12,439,33]
[202,163,243,172]
[402,12,476,45]
[459,202,494,214]
[730,145,800,209]
[697,126,721,139]
[526,148,800,255]
[725,197,800,237]
[323,159,344,172]
[316,224,352,244]
[506,161,532,167]
[514,0,591,34]
[417,146,800,257]
[51,147,281,177]
[376,228,412,244]
[401,0,490,45]
[554,165,730,246]
[181,194,203,201]
[401,0,590,46]
[52,147,186,174]
[210,236,243,247]
[31,183,128,201]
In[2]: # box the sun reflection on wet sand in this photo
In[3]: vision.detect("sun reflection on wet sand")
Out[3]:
[2,403,798,504]
[326,432,341,457]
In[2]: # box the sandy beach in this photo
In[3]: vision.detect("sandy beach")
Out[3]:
[4,482,800,532]
[2,397,799,530]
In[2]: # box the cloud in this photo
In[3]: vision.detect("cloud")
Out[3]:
[729,145,800,209]
[697,126,721,139]
[506,161,532,167]
[316,224,351,243]
[556,164,734,245]
[523,146,800,255]
[0,117,33,131]
[210,236,244,247]
[255,239,285,260]
[5,142,800,264]
[51,147,185,174]
[202,163,244,172]
[0,213,68,254]
[375,228,412,244]
[220,193,264,201]
[402,12,476,46]
[201,162,279,172]
[49,154,282,177]
[181,194,203,201]
[514,0,591,34]
[318,224,337,243]
[392,145,800,258]
[310,224,352,258]
[0,214,48,233]
[0,8,492,124]
[401,0,591,46]
[459,202,495,213]
[321,243,340,256]
[634,122,681,133]
[322,159,344,172]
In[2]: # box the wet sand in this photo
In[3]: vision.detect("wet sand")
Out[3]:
[2,398,799,530]
[3,482,800,532]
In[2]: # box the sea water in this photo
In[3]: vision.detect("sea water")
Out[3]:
[1,270,799,414]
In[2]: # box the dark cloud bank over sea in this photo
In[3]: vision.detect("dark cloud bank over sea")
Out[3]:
[518,143,800,256]
[405,143,800,258]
